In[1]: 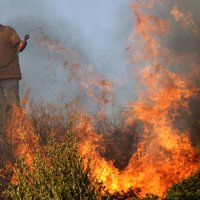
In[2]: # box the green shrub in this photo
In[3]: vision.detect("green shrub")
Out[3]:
[2,132,158,200]
[101,190,158,200]
[164,171,200,200]
[3,134,105,200]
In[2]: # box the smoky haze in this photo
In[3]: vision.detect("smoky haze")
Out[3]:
[1,0,200,144]
[1,0,92,103]
[1,0,133,109]
[1,0,200,171]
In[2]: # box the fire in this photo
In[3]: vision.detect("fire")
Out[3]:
[124,65,199,196]
[5,99,39,166]
[75,114,121,193]
[171,5,200,34]
[76,65,200,197]
[0,0,199,198]
[76,0,200,198]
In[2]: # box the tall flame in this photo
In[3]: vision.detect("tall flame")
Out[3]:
[76,0,200,197]
[5,99,39,166]
[76,66,200,197]
[1,0,199,198]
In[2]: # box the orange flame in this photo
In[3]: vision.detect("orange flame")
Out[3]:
[76,0,200,197]
[171,5,200,34]
[76,66,200,197]
[1,1,199,198]
[5,99,39,166]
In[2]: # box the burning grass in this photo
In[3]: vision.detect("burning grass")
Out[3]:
[0,0,200,199]
[2,134,104,200]
[0,99,199,199]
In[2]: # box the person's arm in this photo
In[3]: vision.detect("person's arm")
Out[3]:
[7,26,27,52]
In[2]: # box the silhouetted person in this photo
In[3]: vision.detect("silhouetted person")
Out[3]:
[0,24,27,133]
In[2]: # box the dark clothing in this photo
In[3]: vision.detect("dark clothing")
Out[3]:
[0,25,22,79]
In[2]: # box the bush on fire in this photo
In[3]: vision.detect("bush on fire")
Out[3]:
[3,132,200,200]
[3,134,105,200]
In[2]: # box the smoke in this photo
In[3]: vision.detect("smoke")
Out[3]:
[1,0,91,104]
[1,0,200,147]
[1,0,134,111]
[158,1,200,144]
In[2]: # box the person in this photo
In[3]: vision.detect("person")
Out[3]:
[0,24,27,132]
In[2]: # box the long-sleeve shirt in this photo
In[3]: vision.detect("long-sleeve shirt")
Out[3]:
[0,25,22,80]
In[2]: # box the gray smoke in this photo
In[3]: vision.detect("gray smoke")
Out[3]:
[1,0,90,103]
[0,0,133,111]
[2,0,199,144]
[154,0,200,144]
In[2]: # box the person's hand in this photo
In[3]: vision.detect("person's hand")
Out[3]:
[18,41,27,52]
